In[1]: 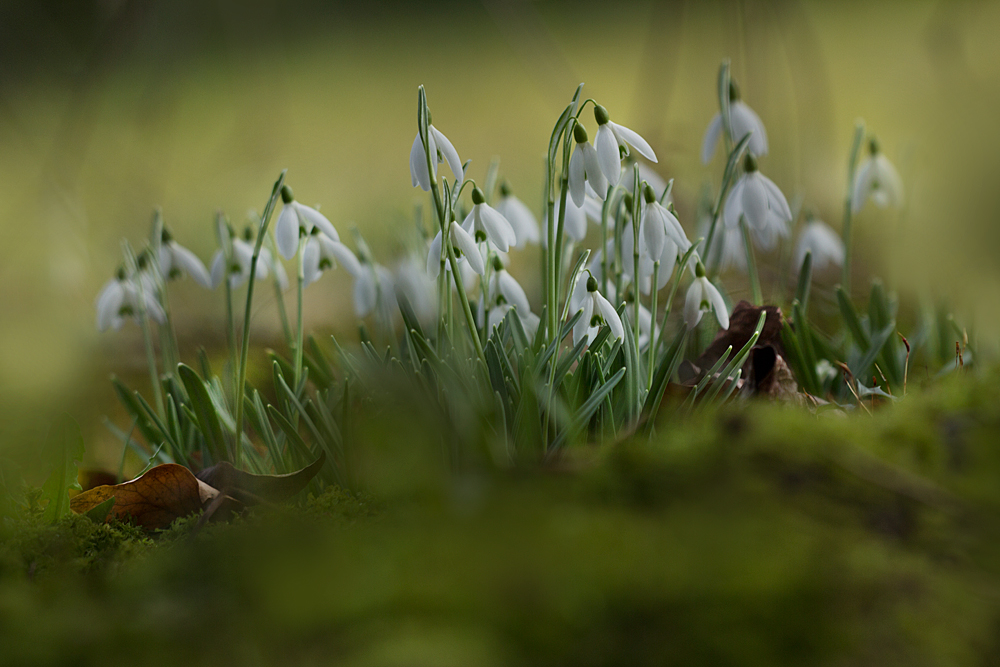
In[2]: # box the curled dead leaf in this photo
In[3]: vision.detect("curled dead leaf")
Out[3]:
[196,452,326,506]
[69,463,233,531]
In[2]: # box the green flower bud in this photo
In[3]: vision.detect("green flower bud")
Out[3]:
[729,79,741,102]
[868,136,880,155]
[161,228,173,243]
[472,186,486,205]
[136,252,149,270]
[499,181,511,197]
[695,262,706,278]
[115,266,127,281]
[243,226,254,241]
[573,123,589,144]
[743,153,758,173]
[280,185,294,204]
[492,256,504,272]
[594,104,610,125]
[643,183,656,204]
[586,275,598,292]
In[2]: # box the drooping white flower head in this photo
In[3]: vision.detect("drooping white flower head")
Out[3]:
[351,260,396,320]
[210,230,283,290]
[541,196,590,247]
[701,79,769,164]
[157,229,211,288]
[274,186,340,260]
[494,182,539,247]
[794,218,845,272]
[684,263,729,330]
[427,221,486,280]
[851,138,903,214]
[302,233,360,287]
[410,121,464,192]
[718,225,748,273]
[724,153,792,251]
[592,104,658,186]
[477,256,535,333]
[568,123,608,207]
[95,268,166,332]
[639,184,691,263]
[462,187,517,252]
[569,273,625,346]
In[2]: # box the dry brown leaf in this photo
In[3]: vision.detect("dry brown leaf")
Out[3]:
[195,452,326,505]
[69,463,223,531]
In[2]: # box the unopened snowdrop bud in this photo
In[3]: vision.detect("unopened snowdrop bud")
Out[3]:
[723,156,791,251]
[462,187,517,252]
[851,135,903,214]
[569,122,608,207]
[495,182,539,247]
[492,255,504,272]
[701,77,769,163]
[157,228,211,288]
[593,104,658,186]
[274,187,340,260]
[684,263,729,330]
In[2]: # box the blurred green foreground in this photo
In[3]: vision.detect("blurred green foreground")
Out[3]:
[2,370,1000,666]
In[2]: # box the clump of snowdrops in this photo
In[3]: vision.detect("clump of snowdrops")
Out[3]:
[90,61,970,490]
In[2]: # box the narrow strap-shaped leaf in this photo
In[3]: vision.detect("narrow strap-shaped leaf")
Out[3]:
[551,367,626,450]
[642,326,689,425]
[795,251,812,315]
[838,286,871,349]
[178,363,227,463]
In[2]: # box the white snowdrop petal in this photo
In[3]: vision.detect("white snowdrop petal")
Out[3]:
[611,122,657,163]
[255,246,272,281]
[143,292,166,324]
[851,160,874,214]
[572,298,594,346]
[96,281,123,332]
[410,133,430,191]
[876,154,904,206]
[595,293,624,342]
[684,279,704,329]
[426,231,442,278]
[497,271,530,314]
[741,174,770,231]
[595,124,622,186]
[431,126,464,183]
[478,204,515,252]
[731,102,768,156]
[275,206,300,260]
[210,251,226,289]
[171,243,212,288]
[724,178,745,230]
[302,239,322,286]
[701,114,723,165]
[581,196,604,225]
[158,246,173,276]
[642,209,666,261]
[760,175,792,222]
[569,146,587,207]
[450,222,484,275]
[273,260,289,290]
[327,240,363,278]
[704,279,729,330]
[658,239,678,289]
[581,143,608,198]
[295,203,339,242]
[496,196,539,246]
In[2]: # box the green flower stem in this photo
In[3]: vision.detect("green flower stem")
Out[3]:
[267,235,293,350]
[741,217,762,305]
[647,261,660,389]
[841,120,866,295]
[294,235,307,391]
[234,170,286,467]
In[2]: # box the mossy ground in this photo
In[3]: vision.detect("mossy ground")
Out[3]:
[3,371,1000,666]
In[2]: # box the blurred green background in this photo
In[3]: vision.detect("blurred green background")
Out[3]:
[2,0,1000,472]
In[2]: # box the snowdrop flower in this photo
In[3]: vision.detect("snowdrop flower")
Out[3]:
[210,230,282,290]
[157,229,211,288]
[684,262,729,330]
[95,268,166,332]
[592,104,657,186]
[569,273,625,346]
[274,186,340,260]
[701,79,769,163]
[794,218,845,271]
[478,257,534,331]
[718,225,748,273]
[302,232,360,287]
[568,123,608,207]
[724,154,792,250]
[640,184,691,261]
[851,137,903,214]
[427,221,486,278]
[353,261,396,320]
[494,182,539,247]
[462,187,517,252]
[410,119,463,192]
